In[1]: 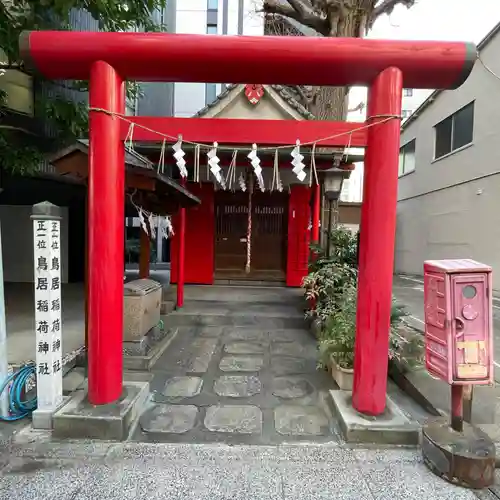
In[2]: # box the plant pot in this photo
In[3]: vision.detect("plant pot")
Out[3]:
[330,354,354,391]
[310,317,322,339]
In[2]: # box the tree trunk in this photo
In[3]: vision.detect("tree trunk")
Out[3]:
[263,0,415,121]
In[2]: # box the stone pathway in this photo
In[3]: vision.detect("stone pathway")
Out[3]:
[136,289,338,444]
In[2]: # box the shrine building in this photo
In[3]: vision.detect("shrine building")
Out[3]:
[132,83,361,288]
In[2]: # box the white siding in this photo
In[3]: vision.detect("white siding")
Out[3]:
[396,28,500,279]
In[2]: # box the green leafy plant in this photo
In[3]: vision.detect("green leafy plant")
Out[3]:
[318,287,411,371]
[0,0,167,174]
[304,225,421,373]
[302,262,357,321]
[309,226,358,272]
[303,227,359,321]
[318,283,357,369]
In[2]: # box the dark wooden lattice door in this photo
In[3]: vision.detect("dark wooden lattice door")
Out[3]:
[215,189,289,280]
[251,192,288,278]
[215,191,248,273]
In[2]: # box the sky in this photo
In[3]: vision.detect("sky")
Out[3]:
[349,0,500,115]
[344,0,500,201]
[369,0,500,43]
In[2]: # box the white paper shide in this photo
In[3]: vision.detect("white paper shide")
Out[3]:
[33,217,63,410]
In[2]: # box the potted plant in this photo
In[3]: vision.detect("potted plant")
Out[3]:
[318,286,411,390]
[318,284,357,390]
[302,228,359,338]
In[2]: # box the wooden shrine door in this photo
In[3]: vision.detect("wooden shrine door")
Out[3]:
[215,191,248,275]
[251,191,288,280]
[214,189,288,281]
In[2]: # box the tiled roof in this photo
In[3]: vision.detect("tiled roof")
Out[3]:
[193,84,315,120]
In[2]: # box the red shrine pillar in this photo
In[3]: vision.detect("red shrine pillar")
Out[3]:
[88,61,125,405]
[311,183,321,246]
[177,178,186,308]
[352,67,403,416]
[309,183,321,310]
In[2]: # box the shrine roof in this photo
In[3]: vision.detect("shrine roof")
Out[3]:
[193,84,315,120]
[49,140,200,214]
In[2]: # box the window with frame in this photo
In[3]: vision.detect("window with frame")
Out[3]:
[401,109,412,119]
[403,88,413,97]
[207,24,217,34]
[434,102,474,160]
[207,0,218,10]
[399,139,416,177]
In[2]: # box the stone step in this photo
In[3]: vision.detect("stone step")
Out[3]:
[165,311,305,329]
[164,285,305,306]
[172,301,304,315]
[179,325,311,343]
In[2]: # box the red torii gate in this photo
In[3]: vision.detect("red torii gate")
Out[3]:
[20,31,475,415]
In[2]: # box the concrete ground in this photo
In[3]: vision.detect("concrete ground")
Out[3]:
[0,428,483,500]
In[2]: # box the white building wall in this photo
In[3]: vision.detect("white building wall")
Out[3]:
[173,0,264,118]
[395,27,500,278]
[401,88,433,121]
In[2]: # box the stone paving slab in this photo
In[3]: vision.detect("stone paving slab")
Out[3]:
[140,405,199,434]
[177,339,218,373]
[214,375,262,397]
[271,377,314,399]
[0,441,479,500]
[224,342,266,354]
[274,405,330,436]
[162,377,203,398]
[204,406,263,434]
[219,355,265,372]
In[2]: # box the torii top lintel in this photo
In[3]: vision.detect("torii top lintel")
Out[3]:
[20,31,476,90]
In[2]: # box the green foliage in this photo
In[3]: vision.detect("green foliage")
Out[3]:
[304,225,418,372]
[0,0,167,173]
[318,283,358,369]
[302,262,357,321]
[303,227,359,321]
[309,226,358,272]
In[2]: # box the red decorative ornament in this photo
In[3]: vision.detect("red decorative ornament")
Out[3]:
[245,84,264,105]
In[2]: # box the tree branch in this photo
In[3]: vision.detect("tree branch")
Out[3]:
[372,0,416,22]
[262,0,330,36]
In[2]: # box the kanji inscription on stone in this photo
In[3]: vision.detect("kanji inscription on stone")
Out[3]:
[32,205,63,410]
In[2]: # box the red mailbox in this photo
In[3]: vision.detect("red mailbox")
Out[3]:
[424,259,493,386]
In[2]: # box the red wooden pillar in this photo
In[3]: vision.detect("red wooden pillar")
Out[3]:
[177,177,186,308]
[311,183,321,246]
[309,182,321,309]
[88,61,125,405]
[139,227,150,279]
[352,67,403,416]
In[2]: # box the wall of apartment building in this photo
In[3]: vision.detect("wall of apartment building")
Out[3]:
[395,26,500,278]
[174,0,265,118]
[401,88,433,120]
